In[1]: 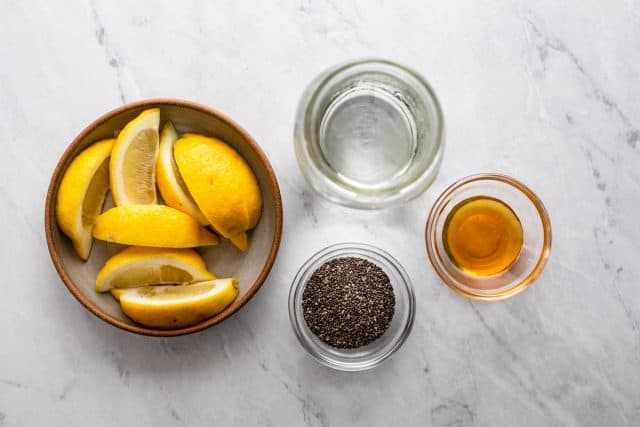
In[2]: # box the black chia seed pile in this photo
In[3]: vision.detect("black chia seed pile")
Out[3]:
[302,256,395,349]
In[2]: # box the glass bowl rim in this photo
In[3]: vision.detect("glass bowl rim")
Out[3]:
[424,173,552,301]
[288,242,416,371]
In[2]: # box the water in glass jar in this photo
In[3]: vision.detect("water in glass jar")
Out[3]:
[319,83,418,189]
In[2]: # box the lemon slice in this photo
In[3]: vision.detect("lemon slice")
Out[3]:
[174,133,262,251]
[110,108,160,205]
[93,205,219,248]
[56,139,114,260]
[96,246,215,292]
[156,121,208,225]
[116,278,239,328]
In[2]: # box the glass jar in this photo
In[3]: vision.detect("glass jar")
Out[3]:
[294,59,445,209]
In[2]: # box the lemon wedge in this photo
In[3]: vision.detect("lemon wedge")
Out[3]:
[116,278,239,328]
[228,232,248,252]
[110,108,159,205]
[96,246,215,292]
[156,121,208,225]
[56,139,114,260]
[93,205,219,248]
[174,133,262,251]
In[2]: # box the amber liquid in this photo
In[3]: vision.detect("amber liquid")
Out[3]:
[442,196,524,277]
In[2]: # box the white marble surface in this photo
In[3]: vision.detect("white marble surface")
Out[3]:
[1,0,639,425]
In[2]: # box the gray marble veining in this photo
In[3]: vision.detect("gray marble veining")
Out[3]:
[1,0,639,426]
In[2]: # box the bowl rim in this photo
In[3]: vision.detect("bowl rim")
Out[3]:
[44,98,283,337]
[424,173,552,301]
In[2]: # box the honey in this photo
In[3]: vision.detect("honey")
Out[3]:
[442,196,523,277]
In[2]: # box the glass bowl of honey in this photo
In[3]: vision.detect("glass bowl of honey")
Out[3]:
[425,173,552,301]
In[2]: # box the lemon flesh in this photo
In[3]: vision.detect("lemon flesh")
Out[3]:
[110,108,160,206]
[56,139,115,260]
[174,133,262,251]
[96,246,215,292]
[117,278,239,328]
[156,121,208,225]
[93,205,219,248]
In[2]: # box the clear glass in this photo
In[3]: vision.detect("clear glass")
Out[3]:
[295,59,445,209]
[425,174,552,301]
[289,243,415,371]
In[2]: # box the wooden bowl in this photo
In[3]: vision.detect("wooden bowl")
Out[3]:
[45,99,283,336]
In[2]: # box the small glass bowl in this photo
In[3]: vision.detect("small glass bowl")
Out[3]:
[294,59,445,209]
[425,174,552,301]
[289,243,415,371]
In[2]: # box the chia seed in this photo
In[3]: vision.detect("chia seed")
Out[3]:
[302,256,395,349]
